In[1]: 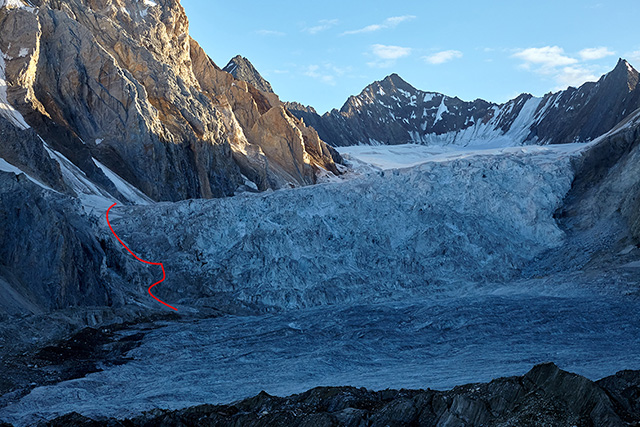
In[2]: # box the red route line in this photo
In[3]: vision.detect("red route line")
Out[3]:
[106,202,178,311]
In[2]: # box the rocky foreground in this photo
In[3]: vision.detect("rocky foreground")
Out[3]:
[8,363,637,426]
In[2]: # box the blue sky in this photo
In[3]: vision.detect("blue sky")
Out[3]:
[182,0,640,114]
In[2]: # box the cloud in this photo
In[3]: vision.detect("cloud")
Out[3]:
[371,44,412,60]
[624,50,640,65]
[367,44,412,68]
[512,46,605,90]
[342,15,415,36]
[304,65,336,85]
[424,50,463,65]
[304,19,339,35]
[303,63,352,85]
[512,46,577,70]
[554,66,599,89]
[579,47,615,61]
[384,16,415,26]
[255,30,285,37]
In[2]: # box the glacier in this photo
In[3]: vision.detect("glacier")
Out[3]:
[2,143,640,425]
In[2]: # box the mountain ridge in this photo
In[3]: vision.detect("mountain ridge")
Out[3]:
[285,58,640,147]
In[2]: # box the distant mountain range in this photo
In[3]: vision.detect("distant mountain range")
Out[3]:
[277,59,640,147]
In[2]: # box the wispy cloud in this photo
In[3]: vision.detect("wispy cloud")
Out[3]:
[579,47,615,61]
[255,30,286,37]
[303,19,339,35]
[303,63,353,85]
[424,50,463,65]
[513,46,577,71]
[512,45,612,90]
[555,66,599,88]
[372,44,412,59]
[627,51,640,65]
[342,15,415,36]
[304,65,335,85]
[367,44,412,68]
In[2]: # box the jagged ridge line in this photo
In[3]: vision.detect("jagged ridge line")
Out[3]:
[106,202,178,311]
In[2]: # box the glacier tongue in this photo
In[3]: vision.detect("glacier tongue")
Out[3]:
[3,272,640,426]
[109,146,579,311]
[5,144,640,426]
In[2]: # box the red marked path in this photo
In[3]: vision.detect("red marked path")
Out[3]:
[106,203,178,311]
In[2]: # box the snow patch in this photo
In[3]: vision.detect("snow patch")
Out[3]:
[41,139,118,212]
[627,62,635,74]
[93,159,153,205]
[433,97,448,125]
[0,157,55,191]
[502,96,542,142]
[0,0,27,9]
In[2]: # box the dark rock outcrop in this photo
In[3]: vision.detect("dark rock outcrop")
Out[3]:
[0,172,122,316]
[559,107,640,243]
[288,60,640,147]
[0,116,66,193]
[38,364,640,426]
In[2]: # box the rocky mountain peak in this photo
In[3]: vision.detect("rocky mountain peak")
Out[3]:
[365,73,419,98]
[282,101,318,115]
[613,58,639,91]
[223,55,274,94]
[381,72,411,88]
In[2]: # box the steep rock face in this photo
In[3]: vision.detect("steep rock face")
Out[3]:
[223,54,274,94]
[0,116,66,193]
[560,107,640,243]
[40,364,640,426]
[531,59,640,144]
[188,41,340,190]
[0,172,131,316]
[0,0,339,202]
[288,60,640,147]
